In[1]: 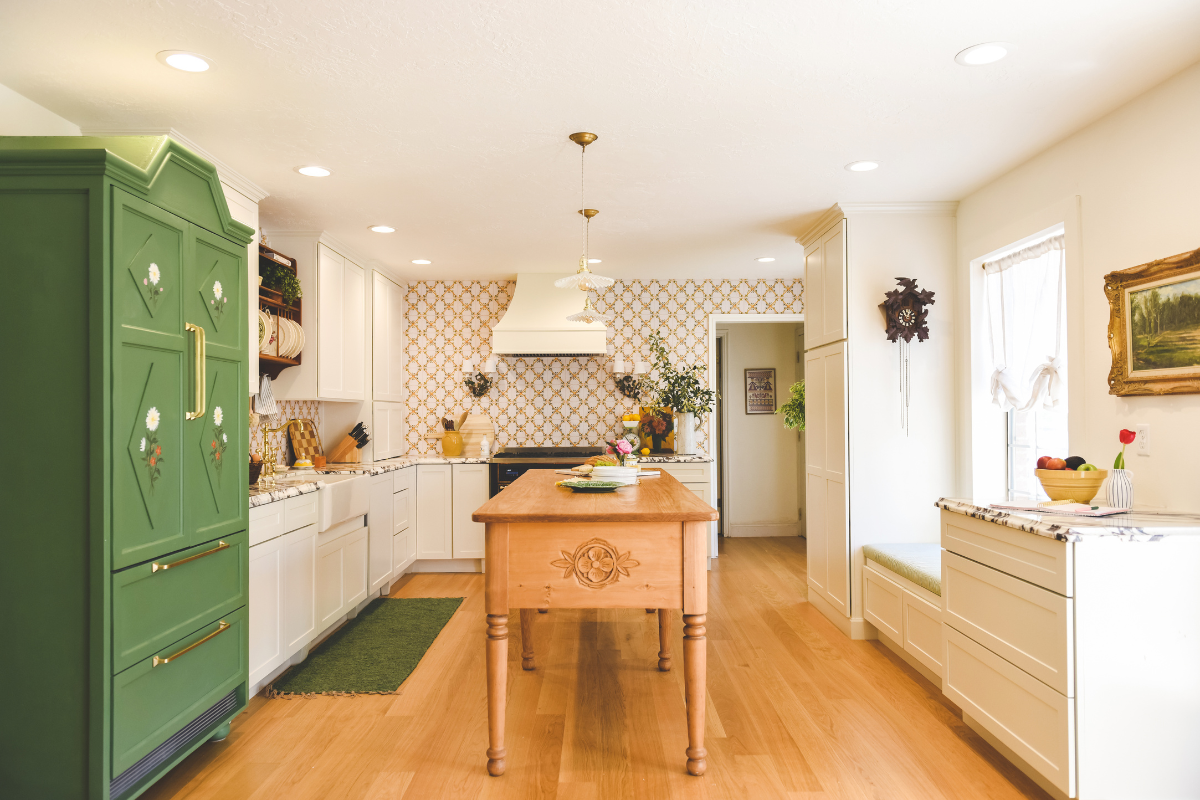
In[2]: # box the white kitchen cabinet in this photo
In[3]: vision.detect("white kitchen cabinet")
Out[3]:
[803,218,847,349]
[805,341,849,616]
[264,232,369,402]
[373,401,407,461]
[316,523,369,630]
[368,473,395,594]
[392,468,415,575]
[249,534,285,689]
[281,524,317,652]
[452,463,489,558]
[372,271,405,402]
[416,465,453,558]
[654,462,716,556]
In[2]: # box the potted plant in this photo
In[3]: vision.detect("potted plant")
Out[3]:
[643,331,716,455]
[777,381,805,431]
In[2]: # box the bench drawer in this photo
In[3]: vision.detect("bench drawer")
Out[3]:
[941,510,1072,595]
[112,532,248,674]
[863,565,904,642]
[943,551,1073,696]
[902,591,942,678]
[112,607,247,777]
[944,626,1075,798]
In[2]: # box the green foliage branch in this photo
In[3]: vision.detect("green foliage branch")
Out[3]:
[777,381,805,431]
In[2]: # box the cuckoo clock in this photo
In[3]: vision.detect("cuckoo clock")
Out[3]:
[878,278,935,434]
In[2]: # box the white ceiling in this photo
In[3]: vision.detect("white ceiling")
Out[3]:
[3,0,1199,280]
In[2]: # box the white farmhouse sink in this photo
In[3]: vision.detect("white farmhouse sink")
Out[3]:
[314,473,369,532]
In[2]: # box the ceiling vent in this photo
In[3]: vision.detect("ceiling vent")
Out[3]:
[491,273,608,356]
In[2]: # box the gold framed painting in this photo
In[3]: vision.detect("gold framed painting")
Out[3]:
[1105,245,1200,395]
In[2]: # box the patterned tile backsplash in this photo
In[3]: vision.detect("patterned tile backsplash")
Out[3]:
[404,278,803,453]
[249,399,322,461]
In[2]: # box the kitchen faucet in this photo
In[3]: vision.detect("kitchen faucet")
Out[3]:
[260,419,305,485]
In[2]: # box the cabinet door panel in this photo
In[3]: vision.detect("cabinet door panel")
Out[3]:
[283,524,317,651]
[394,489,411,534]
[373,272,405,402]
[113,189,186,340]
[248,538,284,688]
[821,222,846,344]
[806,472,827,596]
[316,537,344,628]
[452,464,488,559]
[317,246,345,397]
[824,476,849,615]
[369,475,395,593]
[804,239,824,348]
[343,528,369,610]
[417,465,452,558]
[343,259,366,399]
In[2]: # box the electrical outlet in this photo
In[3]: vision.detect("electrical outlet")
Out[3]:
[1136,424,1150,456]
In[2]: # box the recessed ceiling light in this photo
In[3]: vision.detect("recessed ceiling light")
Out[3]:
[156,50,213,72]
[369,225,395,233]
[588,258,602,264]
[295,166,331,177]
[955,42,1010,66]
[412,259,431,265]
[845,161,879,172]
[756,257,776,263]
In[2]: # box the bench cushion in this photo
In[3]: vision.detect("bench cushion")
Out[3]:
[863,543,942,597]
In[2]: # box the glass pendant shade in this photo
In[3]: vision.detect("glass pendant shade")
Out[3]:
[566,294,612,324]
[556,256,615,291]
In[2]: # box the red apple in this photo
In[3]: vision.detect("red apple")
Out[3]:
[1036,456,1052,469]
[1046,458,1067,470]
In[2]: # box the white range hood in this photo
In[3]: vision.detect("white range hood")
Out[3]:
[491,273,608,356]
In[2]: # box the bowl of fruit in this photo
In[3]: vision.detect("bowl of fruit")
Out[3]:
[1035,456,1107,503]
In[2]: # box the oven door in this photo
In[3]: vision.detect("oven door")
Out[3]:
[490,463,579,496]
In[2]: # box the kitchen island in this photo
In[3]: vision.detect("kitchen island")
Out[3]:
[472,469,719,777]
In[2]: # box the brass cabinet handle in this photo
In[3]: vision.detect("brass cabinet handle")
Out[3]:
[185,322,206,420]
[152,621,230,667]
[152,540,229,573]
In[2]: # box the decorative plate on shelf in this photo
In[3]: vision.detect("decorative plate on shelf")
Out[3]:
[560,479,626,493]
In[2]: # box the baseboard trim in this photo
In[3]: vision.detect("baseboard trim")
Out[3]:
[964,712,1070,800]
[409,558,483,574]
[726,522,801,537]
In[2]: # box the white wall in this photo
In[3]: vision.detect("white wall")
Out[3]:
[843,208,959,618]
[721,322,800,536]
[0,83,79,135]
[957,59,1200,512]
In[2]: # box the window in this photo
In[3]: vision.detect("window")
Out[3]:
[982,229,1068,500]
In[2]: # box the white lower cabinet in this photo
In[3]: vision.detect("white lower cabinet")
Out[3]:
[417,465,452,558]
[392,467,415,574]
[451,463,488,558]
[654,462,716,556]
[317,523,368,629]
[368,473,395,594]
[249,513,318,693]
[282,525,317,651]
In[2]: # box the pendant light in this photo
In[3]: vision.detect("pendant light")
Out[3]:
[558,131,613,322]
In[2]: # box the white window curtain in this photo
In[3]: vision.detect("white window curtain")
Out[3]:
[983,233,1066,412]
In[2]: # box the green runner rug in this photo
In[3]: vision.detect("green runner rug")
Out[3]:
[268,596,463,697]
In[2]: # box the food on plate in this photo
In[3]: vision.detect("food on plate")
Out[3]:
[586,454,620,467]
[572,464,594,474]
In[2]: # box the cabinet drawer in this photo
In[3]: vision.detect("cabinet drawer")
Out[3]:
[112,608,247,777]
[943,551,1073,696]
[941,510,1072,595]
[113,532,248,674]
[393,466,415,494]
[944,626,1075,797]
[902,591,942,678]
[655,463,710,483]
[249,502,284,547]
[393,529,410,573]
[394,488,411,534]
[284,492,318,532]
[863,565,904,642]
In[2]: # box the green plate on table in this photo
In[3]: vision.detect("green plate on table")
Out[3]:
[561,479,625,493]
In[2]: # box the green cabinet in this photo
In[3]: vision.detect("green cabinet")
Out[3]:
[0,136,253,800]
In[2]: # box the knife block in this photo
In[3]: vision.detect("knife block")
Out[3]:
[328,435,362,464]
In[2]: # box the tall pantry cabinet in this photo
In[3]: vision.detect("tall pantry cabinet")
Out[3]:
[0,137,253,800]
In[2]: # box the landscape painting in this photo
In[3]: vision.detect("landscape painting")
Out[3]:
[1129,275,1200,372]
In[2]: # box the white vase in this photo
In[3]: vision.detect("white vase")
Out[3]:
[675,411,696,455]
[1106,468,1134,508]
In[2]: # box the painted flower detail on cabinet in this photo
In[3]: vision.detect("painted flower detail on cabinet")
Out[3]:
[210,279,228,320]
[140,407,164,490]
[143,263,166,308]
[552,538,639,589]
[210,405,227,475]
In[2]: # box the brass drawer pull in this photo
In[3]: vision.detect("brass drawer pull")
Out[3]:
[152,540,229,573]
[152,621,230,667]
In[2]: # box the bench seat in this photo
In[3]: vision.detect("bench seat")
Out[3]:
[862,542,943,685]
[863,542,941,597]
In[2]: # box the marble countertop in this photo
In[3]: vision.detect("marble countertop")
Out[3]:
[249,480,321,508]
[638,453,713,463]
[937,497,1200,543]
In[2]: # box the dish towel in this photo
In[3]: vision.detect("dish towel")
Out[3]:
[255,374,280,424]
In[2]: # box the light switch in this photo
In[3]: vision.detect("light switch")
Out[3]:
[1136,424,1150,456]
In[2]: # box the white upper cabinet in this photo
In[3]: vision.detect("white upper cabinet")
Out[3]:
[803,219,847,350]
[372,272,406,402]
[265,233,368,402]
[372,402,407,461]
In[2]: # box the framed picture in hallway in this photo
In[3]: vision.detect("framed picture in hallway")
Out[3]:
[1106,245,1200,396]
[745,368,777,413]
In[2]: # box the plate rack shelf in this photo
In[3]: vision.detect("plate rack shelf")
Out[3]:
[258,243,303,380]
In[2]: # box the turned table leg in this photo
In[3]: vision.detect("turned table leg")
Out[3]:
[520,608,536,670]
[657,609,672,671]
[683,614,707,776]
[486,613,509,776]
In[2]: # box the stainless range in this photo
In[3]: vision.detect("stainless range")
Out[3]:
[488,446,605,496]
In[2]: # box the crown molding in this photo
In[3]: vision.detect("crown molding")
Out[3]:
[836,201,959,216]
[795,204,845,248]
[80,126,268,203]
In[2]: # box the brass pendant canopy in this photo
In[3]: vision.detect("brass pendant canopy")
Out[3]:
[568,131,598,149]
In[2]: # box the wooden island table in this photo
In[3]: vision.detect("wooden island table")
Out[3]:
[472,468,719,777]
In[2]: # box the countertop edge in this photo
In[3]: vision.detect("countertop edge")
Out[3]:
[935,497,1200,542]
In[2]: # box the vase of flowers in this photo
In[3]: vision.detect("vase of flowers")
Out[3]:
[605,438,636,466]
[642,331,716,455]
[1107,428,1136,508]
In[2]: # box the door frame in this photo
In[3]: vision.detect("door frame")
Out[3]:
[706,313,805,557]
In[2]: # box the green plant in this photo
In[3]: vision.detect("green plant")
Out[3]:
[262,261,303,306]
[465,372,493,398]
[614,375,642,400]
[644,331,716,415]
[777,380,805,431]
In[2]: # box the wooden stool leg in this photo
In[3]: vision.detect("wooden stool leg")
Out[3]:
[520,608,536,670]
[486,613,509,776]
[683,614,707,776]
[657,609,672,671]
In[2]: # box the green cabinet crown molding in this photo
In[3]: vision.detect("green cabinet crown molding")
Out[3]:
[0,136,254,246]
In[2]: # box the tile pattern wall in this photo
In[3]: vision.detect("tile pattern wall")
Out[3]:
[249,399,322,461]
[404,279,803,453]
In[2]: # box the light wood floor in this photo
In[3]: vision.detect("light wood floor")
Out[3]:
[144,537,1050,800]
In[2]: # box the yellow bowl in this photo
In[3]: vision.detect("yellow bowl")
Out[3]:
[1035,469,1108,503]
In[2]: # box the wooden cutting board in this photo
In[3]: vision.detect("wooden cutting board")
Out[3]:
[288,418,323,462]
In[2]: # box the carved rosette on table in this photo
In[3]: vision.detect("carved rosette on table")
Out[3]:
[552,538,639,588]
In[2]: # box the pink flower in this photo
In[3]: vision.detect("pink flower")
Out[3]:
[615,439,633,455]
